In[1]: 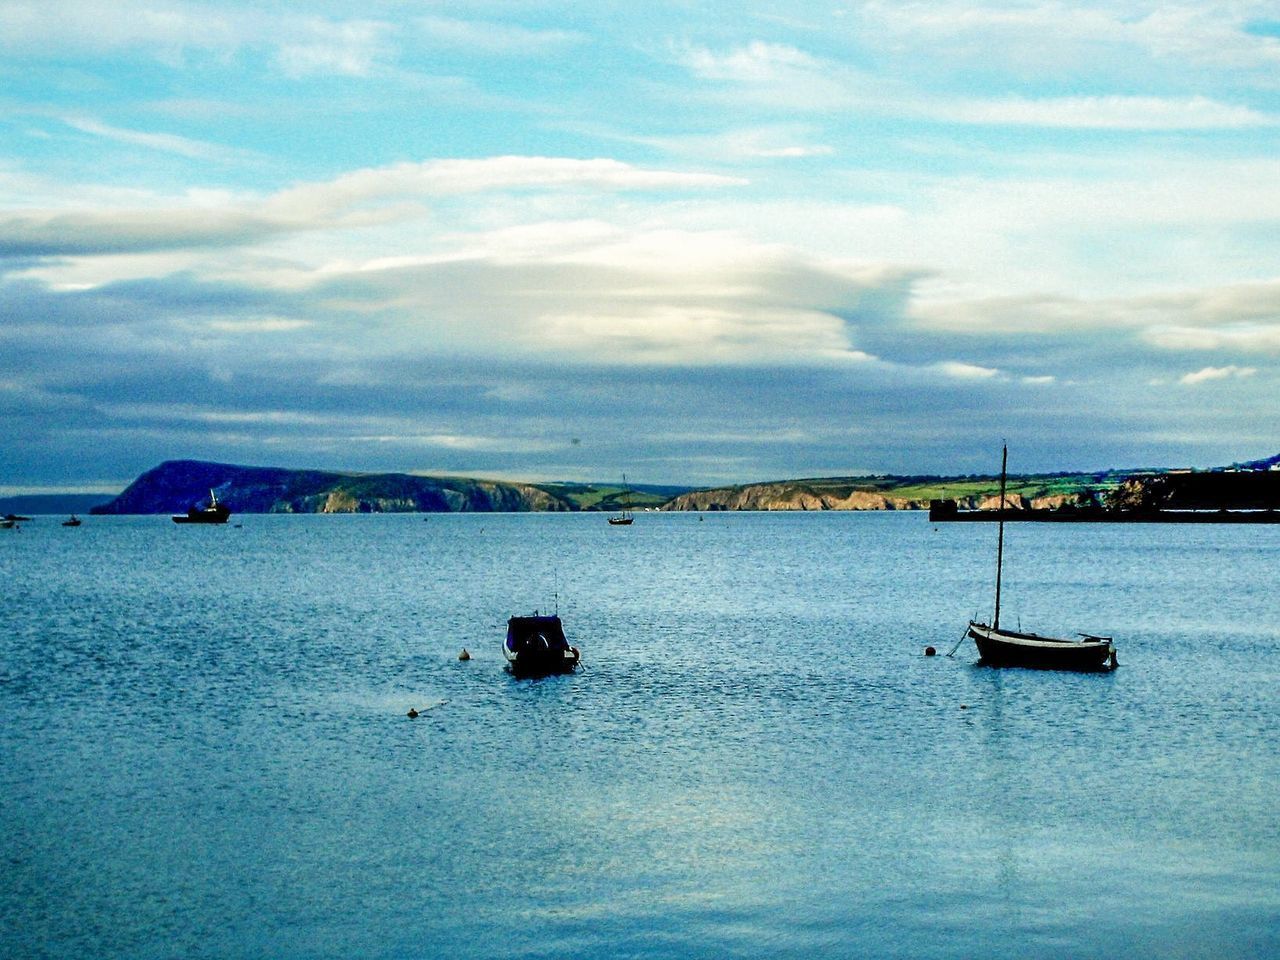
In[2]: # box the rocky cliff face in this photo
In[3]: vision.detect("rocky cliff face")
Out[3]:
[91,460,574,515]
[663,482,929,512]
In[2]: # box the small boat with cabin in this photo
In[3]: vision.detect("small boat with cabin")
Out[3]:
[62,515,82,527]
[503,613,581,676]
[963,445,1117,671]
[172,489,231,524]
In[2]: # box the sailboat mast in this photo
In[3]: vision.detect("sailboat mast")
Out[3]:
[994,444,1007,630]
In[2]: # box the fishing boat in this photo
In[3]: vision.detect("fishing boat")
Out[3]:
[62,515,82,527]
[172,489,231,524]
[964,445,1117,671]
[503,613,581,676]
[608,474,634,525]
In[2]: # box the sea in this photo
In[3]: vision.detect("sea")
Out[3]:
[2,512,1277,959]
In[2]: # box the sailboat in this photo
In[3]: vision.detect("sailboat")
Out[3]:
[964,445,1118,671]
[608,474,634,525]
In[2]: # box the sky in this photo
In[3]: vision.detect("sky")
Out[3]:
[2,1,1278,493]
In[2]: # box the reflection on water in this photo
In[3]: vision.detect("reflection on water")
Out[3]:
[2,512,1277,959]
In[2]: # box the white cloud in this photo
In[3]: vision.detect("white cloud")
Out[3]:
[677,40,822,83]
[1144,324,1280,353]
[670,40,858,109]
[670,32,1276,130]
[273,18,390,78]
[857,1,1280,73]
[934,360,1000,379]
[1179,365,1258,385]
[0,2,394,77]
[415,16,585,55]
[0,156,746,262]
[946,94,1274,130]
[0,0,242,57]
[629,127,835,163]
[61,117,246,162]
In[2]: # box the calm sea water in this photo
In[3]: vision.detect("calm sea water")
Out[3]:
[2,512,1277,959]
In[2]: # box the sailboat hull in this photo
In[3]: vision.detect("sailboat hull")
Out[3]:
[968,622,1116,672]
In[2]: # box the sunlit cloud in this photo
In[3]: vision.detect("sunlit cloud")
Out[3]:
[1144,324,1280,353]
[1179,365,1259,385]
[274,18,390,78]
[671,38,1275,130]
[0,156,746,260]
[415,16,585,55]
[61,117,247,162]
[857,1,1280,72]
[946,95,1274,130]
[933,360,1001,379]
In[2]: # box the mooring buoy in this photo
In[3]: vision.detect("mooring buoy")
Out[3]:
[924,646,936,656]
[407,707,419,718]
[458,648,471,661]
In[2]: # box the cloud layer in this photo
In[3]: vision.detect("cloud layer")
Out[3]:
[1,1,1277,490]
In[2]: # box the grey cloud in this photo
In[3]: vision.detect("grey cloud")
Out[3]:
[0,210,288,257]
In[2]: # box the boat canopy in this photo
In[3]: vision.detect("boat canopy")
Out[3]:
[506,615,569,649]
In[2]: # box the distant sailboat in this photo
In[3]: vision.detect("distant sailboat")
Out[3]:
[963,445,1117,671]
[608,474,634,525]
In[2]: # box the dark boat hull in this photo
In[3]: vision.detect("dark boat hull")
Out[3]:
[968,622,1115,671]
[504,615,580,677]
[171,512,231,527]
[172,506,231,524]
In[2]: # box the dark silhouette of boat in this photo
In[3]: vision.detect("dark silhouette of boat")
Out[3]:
[62,515,82,527]
[172,489,231,524]
[503,613,580,676]
[962,445,1117,672]
[608,474,634,525]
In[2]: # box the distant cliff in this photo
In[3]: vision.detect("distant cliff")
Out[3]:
[90,460,573,515]
[664,481,930,512]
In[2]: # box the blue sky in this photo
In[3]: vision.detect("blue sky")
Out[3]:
[2,1,1278,492]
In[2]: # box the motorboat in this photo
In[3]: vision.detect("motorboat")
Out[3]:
[503,613,580,676]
